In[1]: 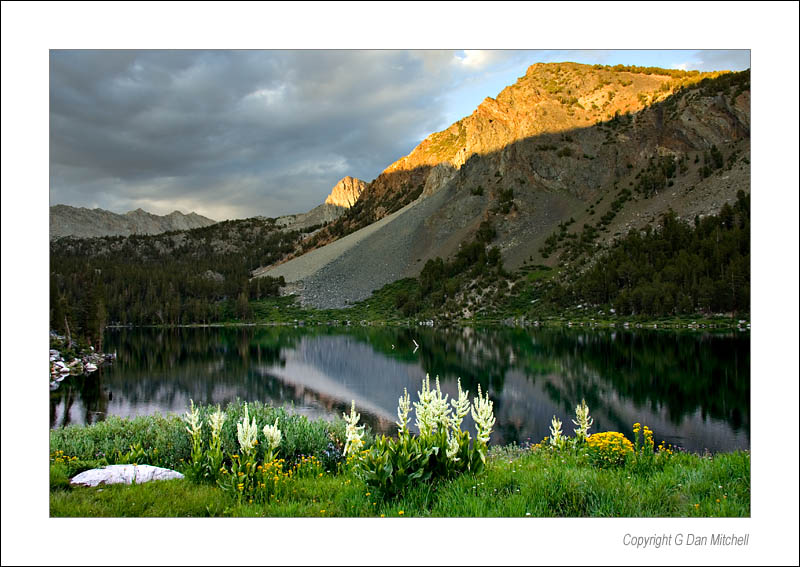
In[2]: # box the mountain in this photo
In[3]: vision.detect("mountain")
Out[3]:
[255,63,750,309]
[273,176,367,232]
[324,176,366,207]
[50,205,217,240]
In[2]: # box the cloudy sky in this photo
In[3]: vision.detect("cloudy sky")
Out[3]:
[50,49,750,221]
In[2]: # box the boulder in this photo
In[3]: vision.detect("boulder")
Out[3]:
[70,464,184,487]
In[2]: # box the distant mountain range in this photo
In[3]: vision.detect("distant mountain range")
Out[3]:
[49,205,217,240]
[50,175,367,240]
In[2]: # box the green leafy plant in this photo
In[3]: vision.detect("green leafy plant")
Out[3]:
[628,422,675,473]
[112,442,154,466]
[348,375,495,499]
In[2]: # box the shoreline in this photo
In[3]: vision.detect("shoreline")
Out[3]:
[103,312,751,331]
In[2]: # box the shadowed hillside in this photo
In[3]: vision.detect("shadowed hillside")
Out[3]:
[254,67,750,309]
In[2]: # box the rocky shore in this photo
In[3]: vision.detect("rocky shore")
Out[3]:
[49,332,116,390]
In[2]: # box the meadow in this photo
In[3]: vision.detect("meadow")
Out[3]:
[50,395,750,518]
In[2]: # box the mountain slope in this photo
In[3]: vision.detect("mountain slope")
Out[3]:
[255,64,750,309]
[306,63,731,244]
[50,205,217,240]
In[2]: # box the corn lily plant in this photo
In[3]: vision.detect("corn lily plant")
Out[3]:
[343,401,365,457]
[262,419,282,463]
[549,415,566,449]
[572,399,593,443]
[182,399,205,482]
[351,375,495,499]
[222,402,261,501]
[204,405,226,482]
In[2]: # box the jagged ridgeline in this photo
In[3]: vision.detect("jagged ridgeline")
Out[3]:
[49,217,313,330]
[300,64,749,257]
[49,205,217,240]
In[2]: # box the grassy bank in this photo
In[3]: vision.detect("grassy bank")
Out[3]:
[219,293,749,330]
[50,403,749,518]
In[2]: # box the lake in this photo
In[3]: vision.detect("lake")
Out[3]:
[49,325,750,453]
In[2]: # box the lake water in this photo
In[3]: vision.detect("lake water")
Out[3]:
[49,325,750,453]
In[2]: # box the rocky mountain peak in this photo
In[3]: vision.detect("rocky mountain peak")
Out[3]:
[324,176,366,208]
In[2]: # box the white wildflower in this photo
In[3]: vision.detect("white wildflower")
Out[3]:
[429,377,452,433]
[549,415,564,448]
[236,402,259,455]
[449,378,470,433]
[208,405,226,441]
[396,388,411,436]
[343,401,365,456]
[471,384,495,446]
[414,374,435,437]
[262,419,282,451]
[182,399,203,438]
[571,398,593,442]
[446,431,461,461]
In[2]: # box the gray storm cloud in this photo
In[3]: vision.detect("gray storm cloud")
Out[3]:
[50,50,470,220]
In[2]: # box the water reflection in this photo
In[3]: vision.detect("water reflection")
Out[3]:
[50,326,750,452]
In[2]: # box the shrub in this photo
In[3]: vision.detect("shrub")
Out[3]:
[50,401,367,473]
[50,415,190,470]
[586,432,634,467]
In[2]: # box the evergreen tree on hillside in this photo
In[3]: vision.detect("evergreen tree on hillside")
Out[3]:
[547,191,750,317]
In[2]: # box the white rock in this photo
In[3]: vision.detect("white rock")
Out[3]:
[70,465,184,487]
[85,363,98,372]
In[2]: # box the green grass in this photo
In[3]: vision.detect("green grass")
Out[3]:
[50,478,228,517]
[50,445,749,518]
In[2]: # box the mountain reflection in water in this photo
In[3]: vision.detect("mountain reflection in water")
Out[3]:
[50,326,749,453]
